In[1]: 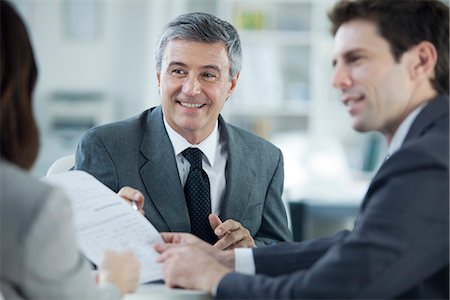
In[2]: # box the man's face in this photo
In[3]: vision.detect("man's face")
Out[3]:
[332,19,416,138]
[157,39,238,144]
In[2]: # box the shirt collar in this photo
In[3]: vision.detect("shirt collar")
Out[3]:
[387,103,427,157]
[163,116,218,167]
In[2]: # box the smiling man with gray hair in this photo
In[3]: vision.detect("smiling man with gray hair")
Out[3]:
[75,12,292,249]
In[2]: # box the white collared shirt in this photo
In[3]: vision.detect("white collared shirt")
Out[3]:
[233,103,429,275]
[163,116,227,215]
[386,103,427,159]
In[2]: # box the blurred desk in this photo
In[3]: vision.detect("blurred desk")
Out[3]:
[285,176,370,241]
[289,200,360,241]
[124,283,212,300]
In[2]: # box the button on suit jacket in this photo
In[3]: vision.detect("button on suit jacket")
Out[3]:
[74,106,292,246]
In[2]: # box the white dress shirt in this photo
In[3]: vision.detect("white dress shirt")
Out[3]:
[234,103,428,274]
[163,116,227,215]
[386,103,426,159]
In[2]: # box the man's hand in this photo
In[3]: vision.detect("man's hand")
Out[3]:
[156,244,231,292]
[155,232,217,257]
[155,232,235,269]
[159,232,203,245]
[118,186,145,215]
[98,251,140,296]
[209,214,256,250]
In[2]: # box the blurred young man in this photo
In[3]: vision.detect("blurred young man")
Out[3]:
[155,1,449,298]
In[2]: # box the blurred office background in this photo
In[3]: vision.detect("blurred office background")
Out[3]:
[12,0,388,240]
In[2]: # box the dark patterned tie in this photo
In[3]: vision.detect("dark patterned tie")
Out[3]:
[182,148,217,244]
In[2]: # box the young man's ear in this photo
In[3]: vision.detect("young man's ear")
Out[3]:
[409,41,438,81]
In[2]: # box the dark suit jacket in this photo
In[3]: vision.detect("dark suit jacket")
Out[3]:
[217,94,449,299]
[74,106,292,246]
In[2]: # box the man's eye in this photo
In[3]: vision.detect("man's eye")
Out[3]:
[348,56,362,64]
[171,69,187,76]
[202,72,218,80]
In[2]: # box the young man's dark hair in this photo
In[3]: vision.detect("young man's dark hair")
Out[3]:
[329,0,449,95]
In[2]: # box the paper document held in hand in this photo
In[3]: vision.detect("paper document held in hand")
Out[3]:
[45,170,163,283]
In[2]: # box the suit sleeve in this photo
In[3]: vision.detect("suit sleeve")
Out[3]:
[22,189,121,299]
[217,148,449,299]
[253,230,350,275]
[254,150,293,246]
[74,129,119,192]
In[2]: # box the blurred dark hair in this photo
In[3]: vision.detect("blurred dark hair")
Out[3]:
[329,0,449,95]
[1,0,39,169]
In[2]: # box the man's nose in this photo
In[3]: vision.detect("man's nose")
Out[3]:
[182,76,201,96]
[331,63,352,90]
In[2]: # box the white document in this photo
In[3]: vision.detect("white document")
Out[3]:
[45,171,163,283]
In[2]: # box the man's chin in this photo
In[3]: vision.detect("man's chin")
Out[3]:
[351,120,372,133]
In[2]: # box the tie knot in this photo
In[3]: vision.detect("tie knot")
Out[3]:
[182,148,203,169]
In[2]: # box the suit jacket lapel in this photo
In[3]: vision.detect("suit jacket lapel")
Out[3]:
[361,95,449,209]
[403,94,449,143]
[139,106,191,232]
[218,117,257,221]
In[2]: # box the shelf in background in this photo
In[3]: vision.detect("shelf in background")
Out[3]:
[224,100,309,117]
[239,30,311,46]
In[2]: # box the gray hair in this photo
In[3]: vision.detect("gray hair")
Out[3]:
[155,12,242,79]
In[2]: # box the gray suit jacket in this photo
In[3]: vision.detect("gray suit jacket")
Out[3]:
[0,160,120,299]
[74,106,292,246]
[217,95,449,299]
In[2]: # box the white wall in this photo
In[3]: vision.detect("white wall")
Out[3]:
[15,1,160,121]
[10,0,382,182]
[11,0,164,176]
